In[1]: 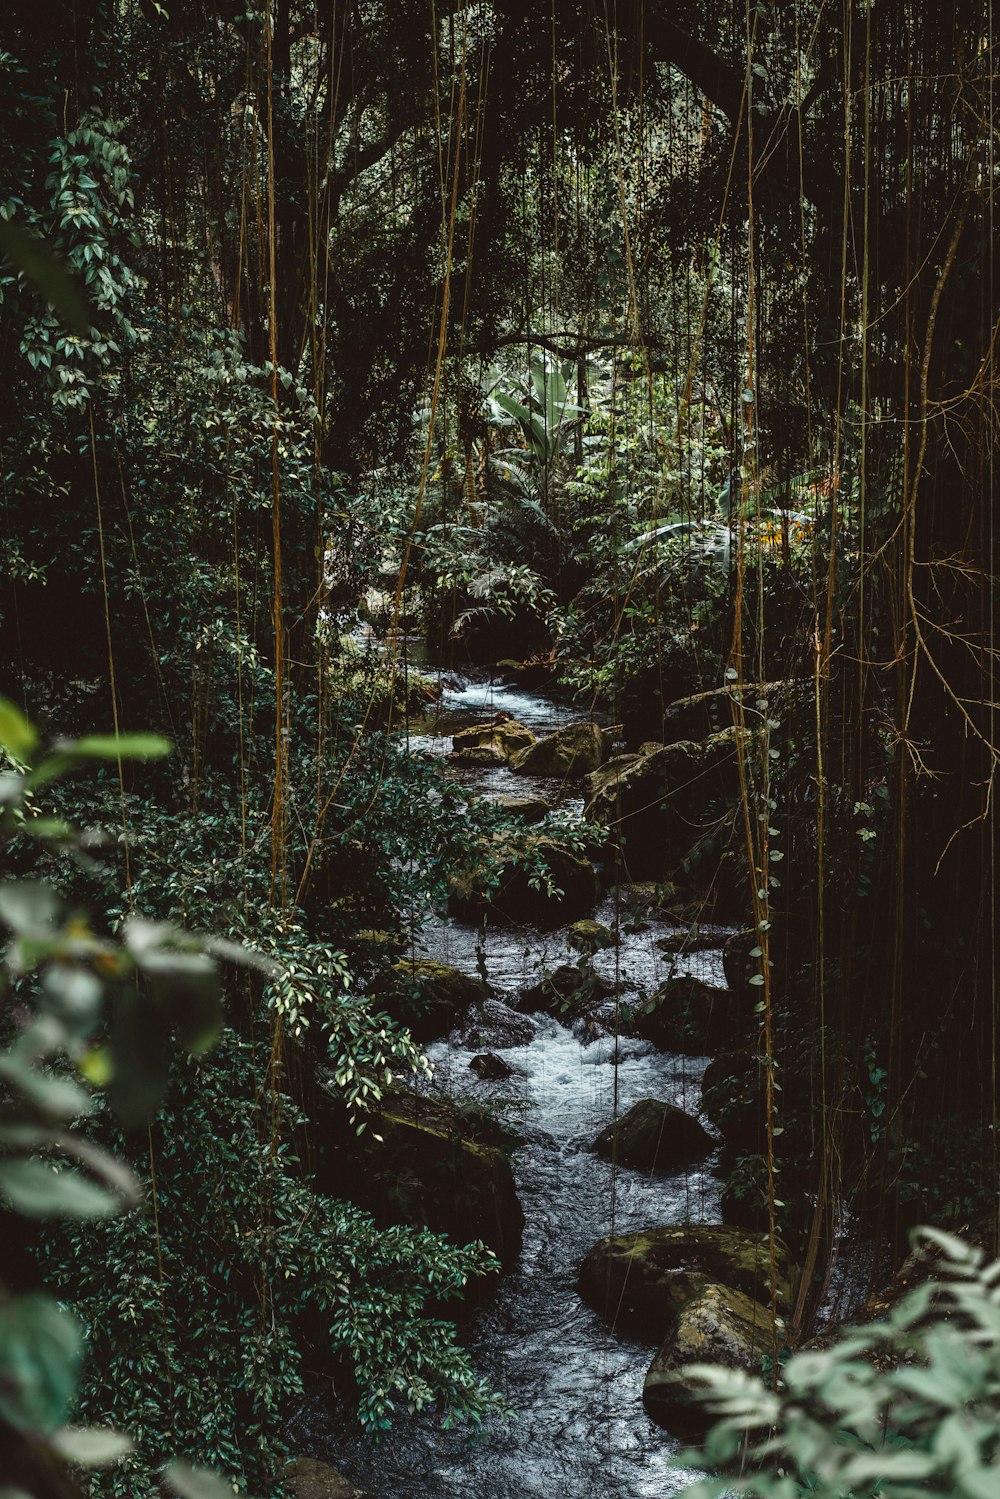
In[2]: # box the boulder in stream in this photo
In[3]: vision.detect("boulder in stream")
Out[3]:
[578,1222,796,1337]
[313,1086,524,1267]
[450,836,600,929]
[511,719,606,779]
[452,716,535,763]
[470,1052,516,1080]
[460,998,537,1049]
[632,973,751,1054]
[642,1281,777,1431]
[518,961,615,1019]
[286,1458,369,1499]
[491,793,552,823]
[378,958,489,1042]
[593,1098,714,1173]
[568,918,618,952]
[583,727,749,875]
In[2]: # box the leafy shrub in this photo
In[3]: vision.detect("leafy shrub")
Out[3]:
[679,1228,1000,1499]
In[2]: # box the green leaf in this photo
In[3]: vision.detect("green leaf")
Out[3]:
[0,881,60,936]
[51,1426,134,1468]
[0,1158,121,1218]
[0,1057,92,1120]
[0,1294,82,1433]
[0,699,38,764]
[0,221,91,335]
[66,733,172,762]
[163,1462,240,1499]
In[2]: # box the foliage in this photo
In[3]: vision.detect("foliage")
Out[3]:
[678,1229,1000,1499]
[0,699,254,1495]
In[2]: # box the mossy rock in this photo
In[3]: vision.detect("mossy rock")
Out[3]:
[453,717,535,763]
[643,1281,778,1431]
[593,1098,715,1174]
[583,728,750,877]
[379,959,490,1042]
[314,1086,524,1267]
[285,1458,368,1499]
[491,793,552,823]
[632,974,751,1054]
[578,1223,796,1338]
[450,837,600,930]
[568,918,617,953]
[511,720,606,779]
[518,961,614,1019]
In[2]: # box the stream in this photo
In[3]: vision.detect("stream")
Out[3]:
[292,670,734,1497]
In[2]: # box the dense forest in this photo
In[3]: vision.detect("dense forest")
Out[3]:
[0,1,998,1496]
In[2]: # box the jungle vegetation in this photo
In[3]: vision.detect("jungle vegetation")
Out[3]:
[0,1,998,1495]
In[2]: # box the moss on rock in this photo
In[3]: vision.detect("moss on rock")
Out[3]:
[578,1222,797,1338]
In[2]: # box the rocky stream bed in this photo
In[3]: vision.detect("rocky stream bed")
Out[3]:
[287,669,827,1498]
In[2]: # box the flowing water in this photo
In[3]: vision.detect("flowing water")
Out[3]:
[292,672,734,1497]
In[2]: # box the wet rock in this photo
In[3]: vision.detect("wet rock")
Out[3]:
[461,999,538,1049]
[453,716,535,763]
[632,974,751,1054]
[723,928,762,996]
[655,924,732,954]
[593,1098,714,1173]
[701,1051,766,1152]
[518,962,615,1019]
[449,743,507,768]
[470,1052,515,1080]
[314,1087,524,1267]
[378,959,490,1042]
[578,1223,796,1337]
[285,1458,369,1499]
[583,728,749,876]
[451,837,600,930]
[491,793,552,823]
[511,719,606,779]
[568,918,617,953]
[643,1282,777,1431]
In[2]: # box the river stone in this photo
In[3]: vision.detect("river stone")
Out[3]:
[314,1087,524,1267]
[450,743,507,767]
[632,974,750,1054]
[470,1052,515,1080]
[583,728,749,876]
[655,924,731,954]
[643,1282,776,1431]
[568,918,617,952]
[511,719,605,779]
[519,962,615,1018]
[578,1223,796,1336]
[491,793,552,823]
[461,999,537,1049]
[285,1458,368,1499]
[451,837,600,929]
[453,717,535,762]
[593,1099,714,1173]
[380,959,490,1041]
